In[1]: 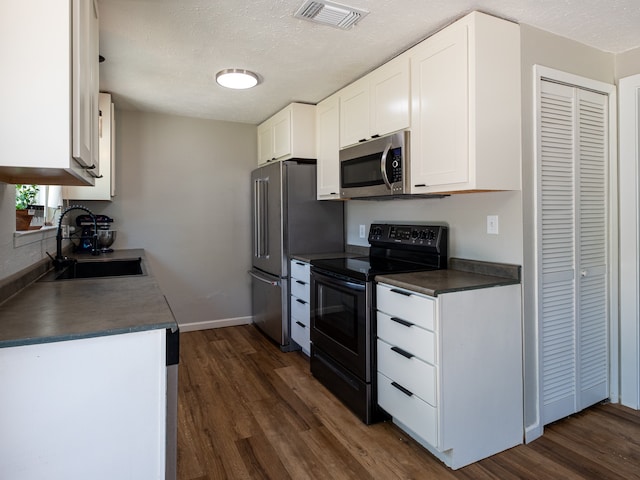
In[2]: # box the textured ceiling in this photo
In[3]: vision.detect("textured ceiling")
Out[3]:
[97,0,640,125]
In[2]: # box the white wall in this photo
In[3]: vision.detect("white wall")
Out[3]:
[519,24,615,440]
[80,110,256,329]
[346,191,523,264]
[616,46,640,80]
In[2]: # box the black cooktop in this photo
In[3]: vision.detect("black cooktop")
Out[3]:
[310,255,438,282]
[310,223,448,282]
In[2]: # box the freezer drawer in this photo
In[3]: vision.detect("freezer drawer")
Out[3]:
[250,269,286,346]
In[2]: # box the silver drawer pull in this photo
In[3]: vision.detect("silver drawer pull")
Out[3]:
[390,317,413,328]
[391,346,414,359]
[391,381,413,397]
[390,288,411,297]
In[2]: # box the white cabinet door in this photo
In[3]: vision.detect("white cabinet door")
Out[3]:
[410,22,469,189]
[0,330,167,479]
[339,55,410,149]
[64,93,116,201]
[0,0,98,186]
[408,11,520,194]
[316,94,341,199]
[257,103,315,165]
[72,0,99,172]
[369,55,410,140]
[272,108,292,160]
[339,77,370,148]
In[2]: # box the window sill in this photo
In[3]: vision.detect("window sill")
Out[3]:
[14,226,58,248]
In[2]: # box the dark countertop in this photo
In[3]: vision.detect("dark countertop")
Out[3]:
[0,249,177,348]
[376,258,521,297]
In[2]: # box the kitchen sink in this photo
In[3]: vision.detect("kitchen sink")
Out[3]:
[40,257,145,281]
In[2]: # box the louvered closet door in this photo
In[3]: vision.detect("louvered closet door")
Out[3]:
[538,80,609,426]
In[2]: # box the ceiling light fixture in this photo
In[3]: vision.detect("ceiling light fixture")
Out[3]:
[215,69,260,89]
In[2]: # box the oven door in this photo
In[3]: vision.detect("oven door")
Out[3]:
[310,268,370,381]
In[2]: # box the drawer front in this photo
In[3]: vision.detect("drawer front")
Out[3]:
[290,260,310,281]
[291,295,310,322]
[291,314,310,354]
[291,277,310,300]
[376,283,436,331]
[378,372,438,448]
[377,312,436,365]
[377,339,437,406]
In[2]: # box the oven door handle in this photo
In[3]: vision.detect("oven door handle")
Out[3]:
[312,270,366,291]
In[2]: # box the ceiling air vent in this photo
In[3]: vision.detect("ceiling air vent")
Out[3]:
[294,0,369,30]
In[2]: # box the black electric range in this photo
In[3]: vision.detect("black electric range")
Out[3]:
[309,223,448,424]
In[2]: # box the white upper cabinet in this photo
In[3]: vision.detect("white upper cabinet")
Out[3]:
[315,93,341,199]
[64,93,116,201]
[339,54,410,148]
[408,11,521,193]
[257,103,316,165]
[0,0,99,186]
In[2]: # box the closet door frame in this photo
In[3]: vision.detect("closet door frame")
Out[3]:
[619,74,640,409]
[532,65,618,438]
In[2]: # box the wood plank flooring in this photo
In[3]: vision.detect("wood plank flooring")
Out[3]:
[177,326,640,479]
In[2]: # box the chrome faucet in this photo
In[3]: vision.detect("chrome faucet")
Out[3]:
[53,205,99,270]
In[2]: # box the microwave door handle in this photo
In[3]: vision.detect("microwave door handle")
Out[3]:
[380,142,393,190]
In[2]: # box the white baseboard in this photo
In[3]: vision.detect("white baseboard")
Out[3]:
[524,422,543,443]
[178,316,253,332]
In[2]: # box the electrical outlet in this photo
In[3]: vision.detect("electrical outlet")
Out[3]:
[359,224,366,238]
[487,215,499,235]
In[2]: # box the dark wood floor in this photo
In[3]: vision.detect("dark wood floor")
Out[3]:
[177,325,640,479]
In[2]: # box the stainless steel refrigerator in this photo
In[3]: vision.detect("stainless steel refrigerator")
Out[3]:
[250,159,344,351]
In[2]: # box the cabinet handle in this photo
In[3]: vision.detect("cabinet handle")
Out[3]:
[390,317,413,328]
[391,381,414,397]
[296,298,307,305]
[296,262,305,266]
[295,280,306,285]
[391,346,414,359]
[371,134,380,138]
[358,138,367,143]
[390,288,411,297]
[295,321,306,328]
[414,184,427,187]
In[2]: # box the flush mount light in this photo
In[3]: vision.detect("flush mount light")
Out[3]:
[215,69,260,89]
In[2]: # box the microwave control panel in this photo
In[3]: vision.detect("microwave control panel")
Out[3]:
[386,147,403,186]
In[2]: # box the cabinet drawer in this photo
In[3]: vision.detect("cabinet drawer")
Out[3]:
[291,315,310,355]
[290,260,310,281]
[377,339,437,406]
[378,372,438,448]
[377,312,436,365]
[376,283,436,331]
[291,295,310,320]
[291,278,310,300]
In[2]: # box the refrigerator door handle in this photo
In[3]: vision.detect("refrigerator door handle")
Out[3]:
[248,270,279,286]
[253,179,269,258]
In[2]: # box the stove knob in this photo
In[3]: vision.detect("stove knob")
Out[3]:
[411,229,419,239]
[419,230,427,240]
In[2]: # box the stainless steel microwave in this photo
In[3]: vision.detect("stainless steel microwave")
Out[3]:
[340,131,408,199]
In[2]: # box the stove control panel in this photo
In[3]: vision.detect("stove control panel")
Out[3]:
[368,223,447,249]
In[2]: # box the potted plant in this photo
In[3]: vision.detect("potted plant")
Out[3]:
[15,184,39,231]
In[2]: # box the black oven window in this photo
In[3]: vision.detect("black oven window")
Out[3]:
[316,284,359,352]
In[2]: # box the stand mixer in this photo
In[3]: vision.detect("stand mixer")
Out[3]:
[74,214,117,253]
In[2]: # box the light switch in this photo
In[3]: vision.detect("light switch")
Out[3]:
[487,215,499,235]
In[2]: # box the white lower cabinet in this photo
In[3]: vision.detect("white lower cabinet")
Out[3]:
[376,282,523,469]
[290,260,311,355]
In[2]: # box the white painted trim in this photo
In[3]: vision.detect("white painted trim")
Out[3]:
[532,64,619,435]
[178,316,252,332]
[619,74,640,409]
